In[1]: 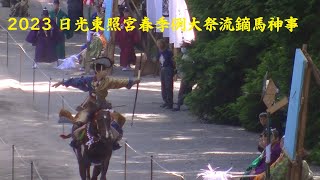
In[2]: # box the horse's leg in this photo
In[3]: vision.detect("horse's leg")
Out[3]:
[91,165,101,180]
[86,165,91,180]
[100,150,112,180]
[75,147,87,180]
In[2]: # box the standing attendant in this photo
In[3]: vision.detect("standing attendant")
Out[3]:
[173,42,193,111]
[115,7,139,71]
[26,8,62,68]
[157,39,174,109]
[49,0,73,59]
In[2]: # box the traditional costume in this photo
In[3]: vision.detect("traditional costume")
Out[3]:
[61,75,135,101]
[49,0,73,59]
[241,141,282,180]
[79,31,107,69]
[115,7,139,70]
[26,8,62,64]
[58,58,136,150]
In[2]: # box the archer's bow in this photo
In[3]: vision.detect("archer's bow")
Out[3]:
[131,53,142,126]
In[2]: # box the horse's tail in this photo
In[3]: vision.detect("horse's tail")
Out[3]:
[113,112,126,127]
[59,109,76,123]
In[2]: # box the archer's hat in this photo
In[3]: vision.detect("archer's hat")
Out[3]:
[91,57,113,70]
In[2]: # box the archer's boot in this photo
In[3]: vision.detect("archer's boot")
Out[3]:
[113,142,122,151]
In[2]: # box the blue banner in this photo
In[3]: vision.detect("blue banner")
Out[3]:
[283,48,307,161]
[104,0,113,41]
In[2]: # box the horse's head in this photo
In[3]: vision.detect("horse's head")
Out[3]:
[93,109,112,138]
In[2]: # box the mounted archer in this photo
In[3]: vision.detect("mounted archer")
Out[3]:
[53,57,139,150]
[53,58,139,179]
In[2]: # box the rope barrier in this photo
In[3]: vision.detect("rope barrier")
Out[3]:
[13,146,28,166]
[125,142,185,179]
[0,24,78,114]
[33,163,44,180]
[0,25,51,80]
[0,136,6,144]
[0,135,43,180]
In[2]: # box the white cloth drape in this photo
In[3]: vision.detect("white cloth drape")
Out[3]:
[169,0,195,47]
[180,0,195,44]
[146,0,195,47]
[147,0,157,24]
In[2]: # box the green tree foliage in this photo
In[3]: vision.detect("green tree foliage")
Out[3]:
[185,0,320,163]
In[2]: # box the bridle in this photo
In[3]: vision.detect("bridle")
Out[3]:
[85,109,112,149]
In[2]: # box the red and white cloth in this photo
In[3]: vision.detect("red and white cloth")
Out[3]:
[83,0,94,6]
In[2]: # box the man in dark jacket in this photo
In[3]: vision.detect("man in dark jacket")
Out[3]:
[156,39,175,109]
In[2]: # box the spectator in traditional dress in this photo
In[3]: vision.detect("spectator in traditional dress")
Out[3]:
[257,112,284,152]
[26,8,62,68]
[49,0,73,59]
[115,7,139,71]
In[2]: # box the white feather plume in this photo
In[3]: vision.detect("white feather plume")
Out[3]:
[197,164,233,180]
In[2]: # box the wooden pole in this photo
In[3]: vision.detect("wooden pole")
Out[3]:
[30,161,33,180]
[12,145,14,180]
[150,155,153,180]
[32,66,35,104]
[47,77,52,120]
[124,141,127,180]
[265,113,271,180]
[7,31,9,67]
[19,48,22,83]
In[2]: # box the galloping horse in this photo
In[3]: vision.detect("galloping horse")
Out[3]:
[59,101,114,180]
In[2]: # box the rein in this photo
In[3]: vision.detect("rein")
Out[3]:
[85,109,111,149]
[85,121,101,149]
